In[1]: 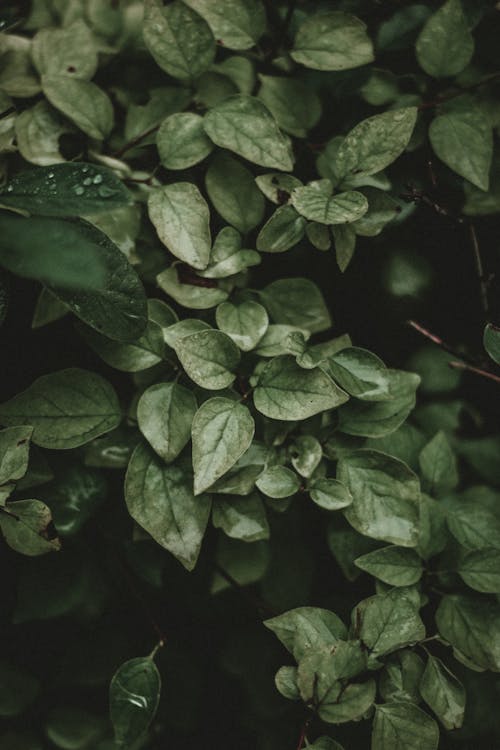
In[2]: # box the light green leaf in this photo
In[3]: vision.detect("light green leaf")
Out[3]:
[0,499,61,556]
[484,323,500,365]
[204,95,294,171]
[418,431,458,495]
[291,12,374,71]
[0,369,121,450]
[254,355,348,421]
[292,183,368,225]
[183,0,266,50]
[215,301,268,351]
[335,108,418,181]
[258,75,321,138]
[255,173,303,204]
[205,153,265,233]
[0,426,32,488]
[309,478,352,510]
[264,607,347,660]
[260,277,332,333]
[332,224,356,272]
[200,227,260,279]
[78,319,164,372]
[458,549,500,593]
[191,397,254,494]
[110,657,161,748]
[213,55,256,93]
[291,435,322,478]
[15,101,71,166]
[32,20,98,80]
[157,265,228,310]
[143,0,215,81]
[125,443,211,570]
[379,649,425,704]
[137,382,197,464]
[163,319,210,349]
[255,324,311,358]
[274,665,300,701]
[420,655,465,730]
[325,347,391,401]
[176,329,240,390]
[42,76,114,140]
[124,86,191,144]
[354,545,423,586]
[148,183,211,271]
[256,466,300,499]
[416,0,473,78]
[212,493,269,542]
[429,108,492,190]
[156,112,213,170]
[436,594,500,671]
[256,205,307,253]
[372,703,439,750]
[338,450,421,547]
[352,188,401,237]
[446,502,500,551]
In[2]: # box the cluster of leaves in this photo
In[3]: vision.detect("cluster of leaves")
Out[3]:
[0,0,500,749]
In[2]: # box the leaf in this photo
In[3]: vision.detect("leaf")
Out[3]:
[156,113,213,170]
[256,466,300,499]
[32,288,68,329]
[264,607,347,660]
[42,75,114,140]
[325,347,392,401]
[420,655,465,730]
[212,493,269,542]
[416,0,474,78]
[204,95,294,171]
[255,324,311,358]
[256,205,307,253]
[380,649,425,704]
[484,323,500,365]
[429,108,492,190]
[352,188,401,237]
[292,183,368,225]
[183,0,266,50]
[274,665,300,700]
[77,320,164,372]
[458,549,500,593]
[125,443,211,570]
[48,220,148,342]
[354,545,423,586]
[335,108,418,181]
[332,224,356,272]
[291,12,374,71]
[254,356,348,421]
[109,657,161,748]
[436,594,500,671]
[446,502,500,551]
[200,227,260,279]
[0,499,61,555]
[353,588,425,662]
[372,703,439,750]
[260,278,332,333]
[258,75,321,138]
[157,265,228,310]
[0,426,32,487]
[31,19,97,80]
[418,431,458,495]
[255,173,303,204]
[191,397,255,494]
[143,0,215,81]
[15,101,71,166]
[176,330,240,390]
[205,153,265,233]
[0,369,121,450]
[137,382,197,463]
[148,183,211,271]
[291,435,322,478]
[309,478,353,510]
[215,301,268,351]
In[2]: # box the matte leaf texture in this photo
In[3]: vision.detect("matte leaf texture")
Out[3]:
[264,607,348,661]
[183,0,267,50]
[31,20,97,81]
[291,183,369,225]
[416,0,474,78]
[176,329,240,390]
[372,702,439,750]
[42,76,114,141]
[260,278,331,333]
[291,12,374,71]
[205,152,265,233]
[484,323,500,365]
[156,113,213,170]
[354,545,423,586]
[258,75,322,138]
[215,301,268,351]
[436,595,500,671]
[419,655,465,730]
[137,382,197,463]
[110,657,161,748]
[0,498,61,555]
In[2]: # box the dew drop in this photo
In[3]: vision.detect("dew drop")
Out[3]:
[74,186,85,195]
[83,177,92,186]
[48,172,54,178]
[92,174,103,184]
[7,185,13,192]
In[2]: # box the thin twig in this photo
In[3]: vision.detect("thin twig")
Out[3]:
[296,717,311,750]
[469,223,489,316]
[407,320,459,357]
[112,124,160,159]
[418,71,500,110]
[449,360,500,385]
[215,564,276,617]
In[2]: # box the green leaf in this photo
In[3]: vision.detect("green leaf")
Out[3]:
[335,108,418,181]
[77,320,164,373]
[325,347,392,401]
[156,113,213,170]
[309,478,352,510]
[176,330,240,390]
[458,549,500,593]
[416,0,473,78]
[0,499,61,556]
[191,397,255,494]
[429,108,492,190]
[307,222,331,251]
[0,369,121,449]
[380,649,425,704]
[256,205,307,253]
[110,657,161,748]
[353,587,425,661]
[338,450,421,547]
[372,703,439,750]
[205,153,265,233]
[484,323,500,365]
[200,227,260,279]
[332,224,356,272]
[274,665,300,700]
[216,301,268,351]
[124,86,191,143]
[291,12,374,71]
[255,324,311,358]
[256,465,300,499]
[291,183,368,225]
[204,95,294,171]
[125,443,211,570]
[32,289,68,329]
[418,431,458,495]
[354,545,423,586]
[255,172,303,204]
[258,75,321,138]
[148,183,211,271]
[143,0,215,81]
[0,426,32,488]
[291,435,322,478]
[260,278,332,334]
[42,76,114,140]
[446,502,500,551]
[212,493,269,542]
[264,607,347,660]
[254,355,348,421]
[420,655,465,730]
[14,101,72,167]
[309,739,344,750]
[137,382,197,464]
[157,265,228,310]
[436,594,500,671]
[183,0,266,50]
[47,464,106,537]
[31,19,97,80]
[45,707,105,750]
[352,188,401,237]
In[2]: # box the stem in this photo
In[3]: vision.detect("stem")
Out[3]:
[418,71,500,111]
[449,360,500,385]
[149,640,165,660]
[407,320,458,356]
[296,717,311,750]
[469,223,489,316]
[112,124,160,159]
[0,106,16,121]
[215,564,276,617]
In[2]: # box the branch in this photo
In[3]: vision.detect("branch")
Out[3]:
[418,71,500,111]
[448,360,500,385]
[296,716,311,750]
[112,124,160,159]
[469,223,490,316]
